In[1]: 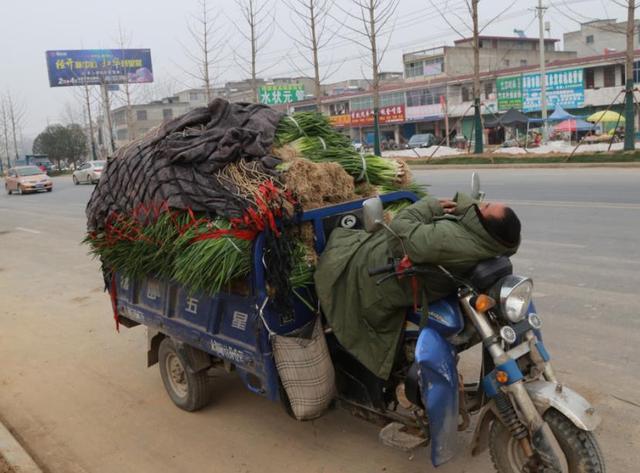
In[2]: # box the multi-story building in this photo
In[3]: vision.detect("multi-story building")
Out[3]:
[292,47,638,147]
[564,19,640,57]
[403,36,576,81]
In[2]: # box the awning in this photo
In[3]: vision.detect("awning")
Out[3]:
[553,119,595,132]
[485,108,531,128]
[549,104,576,121]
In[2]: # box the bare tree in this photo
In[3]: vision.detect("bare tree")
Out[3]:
[4,92,26,162]
[0,98,11,170]
[429,0,516,154]
[334,0,399,155]
[281,0,338,108]
[180,0,227,103]
[234,0,275,103]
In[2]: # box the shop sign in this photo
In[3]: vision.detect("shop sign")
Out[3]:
[329,114,351,127]
[522,68,584,112]
[497,76,522,111]
[350,105,405,126]
[406,104,443,121]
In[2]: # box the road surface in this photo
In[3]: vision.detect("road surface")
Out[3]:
[0,169,638,472]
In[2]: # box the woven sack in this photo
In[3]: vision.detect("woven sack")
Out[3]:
[272,318,336,420]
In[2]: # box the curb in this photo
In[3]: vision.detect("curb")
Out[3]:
[408,162,640,170]
[0,420,42,473]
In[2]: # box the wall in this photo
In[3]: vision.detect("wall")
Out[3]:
[564,20,640,57]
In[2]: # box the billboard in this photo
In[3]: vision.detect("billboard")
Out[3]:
[45,49,153,87]
[259,85,305,105]
[522,68,584,112]
[496,76,523,111]
[350,105,405,127]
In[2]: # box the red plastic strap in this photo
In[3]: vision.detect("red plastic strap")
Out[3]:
[109,273,120,333]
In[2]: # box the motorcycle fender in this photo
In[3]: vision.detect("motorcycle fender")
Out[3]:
[525,380,601,431]
[470,401,498,457]
[471,380,601,456]
[415,327,459,467]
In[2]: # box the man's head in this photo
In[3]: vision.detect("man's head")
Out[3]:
[478,202,521,247]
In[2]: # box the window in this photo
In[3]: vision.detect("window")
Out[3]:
[503,59,510,67]
[163,109,173,119]
[380,92,404,107]
[136,110,147,121]
[405,60,424,78]
[603,65,616,87]
[116,129,128,140]
[520,59,528,67]
[329,102,349,115]
[585,68,595,89]
[350,96,373,110]
[462,86,471,102]
[113,110,126,126]
[423,57,444,76]
[586,35,594,45]
[484,82,493,98]
[189,92,200,101]
[633,61,640,83]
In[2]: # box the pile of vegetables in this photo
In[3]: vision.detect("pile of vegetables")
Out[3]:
[85,111,423,298]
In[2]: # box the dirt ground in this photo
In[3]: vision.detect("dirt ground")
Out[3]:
[1,174,639,472]
[0,455,14,473]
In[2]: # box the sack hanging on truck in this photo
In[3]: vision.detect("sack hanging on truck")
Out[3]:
[272,317,336,421]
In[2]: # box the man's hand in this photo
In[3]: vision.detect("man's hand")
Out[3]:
[439,199,457,214]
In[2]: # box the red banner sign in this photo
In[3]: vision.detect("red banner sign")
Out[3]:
[329,114,351,127]
[350,105,405,126]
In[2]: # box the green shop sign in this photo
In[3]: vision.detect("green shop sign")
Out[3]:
[258,84,305,105]
[497,76,522,111]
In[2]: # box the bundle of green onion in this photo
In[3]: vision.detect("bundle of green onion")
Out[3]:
[86,212,314,296]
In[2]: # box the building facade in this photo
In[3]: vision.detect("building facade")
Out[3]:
[292,48,640,147]
[564,19,640,57]
[403,36,576,81]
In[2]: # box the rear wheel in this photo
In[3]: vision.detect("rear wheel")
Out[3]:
[158,338,213,412]
[5,185,11,195]
[72,175,79,185]
[489,409,605,473]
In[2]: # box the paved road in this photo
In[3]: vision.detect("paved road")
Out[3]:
[0,169,638,473]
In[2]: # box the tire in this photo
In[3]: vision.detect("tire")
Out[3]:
[158,338,213,412]
[490,409,605,473]
[6,185,11,195]
[46,188,52,192]
[73,175,79,185]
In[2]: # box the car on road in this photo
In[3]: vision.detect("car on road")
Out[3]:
[407,133,436,149]
[73,160,106,185]
[5,166,53,194]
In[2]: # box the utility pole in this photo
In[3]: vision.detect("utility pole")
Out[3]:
[624,0,636,151]
[472,0,483,154]
[537,0,548,143]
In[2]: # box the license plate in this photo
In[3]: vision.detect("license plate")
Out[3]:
[36,184,44,188]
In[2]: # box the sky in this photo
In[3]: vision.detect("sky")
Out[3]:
[0,0,630,143]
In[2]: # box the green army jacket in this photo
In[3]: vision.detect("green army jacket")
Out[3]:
[314,193,518,379]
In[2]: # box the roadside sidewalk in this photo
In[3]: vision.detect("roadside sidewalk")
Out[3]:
[409,161,640,170]
[0,420,41,473]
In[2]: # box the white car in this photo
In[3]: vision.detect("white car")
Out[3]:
[73,160,105,185]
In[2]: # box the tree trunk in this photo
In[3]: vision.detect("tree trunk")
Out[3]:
[310,1,322,109]
[202,0,212,103]
[370,0,381,156]
[472,0,483,154]
[624,0,636,151]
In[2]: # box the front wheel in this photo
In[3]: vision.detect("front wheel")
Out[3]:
[158,338,213,412]
[490,409,605,473]
[72,175,79,185]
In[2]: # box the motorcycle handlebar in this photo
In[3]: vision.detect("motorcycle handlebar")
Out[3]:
[368,263,396,277]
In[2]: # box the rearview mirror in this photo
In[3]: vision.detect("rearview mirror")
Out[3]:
[470,172,485,201]
[362,197,384,233]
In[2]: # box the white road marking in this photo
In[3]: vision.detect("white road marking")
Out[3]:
[506,199,640,210]
[15,227,41,234]
[525,239,587,249]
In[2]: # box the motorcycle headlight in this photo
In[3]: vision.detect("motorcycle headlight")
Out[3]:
[499,276,533,323]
